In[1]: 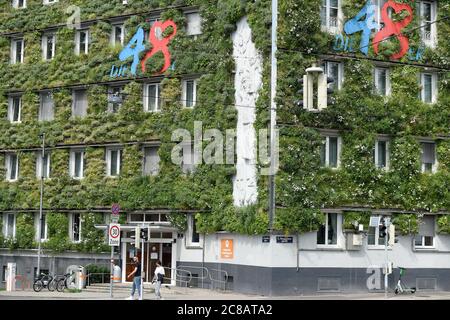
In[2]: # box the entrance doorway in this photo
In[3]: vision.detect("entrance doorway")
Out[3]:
[123,241,173,283]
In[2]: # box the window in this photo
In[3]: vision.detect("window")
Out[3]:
[111,24,125,46]
[414,216,435,249]
[43,0,58,4]
[5,153,19,182]
[71,213,81,242]
[5,214,16,238]
[317,213,338,245]
[419,1,437,47]
[39,213,48,241]
[182,79,197,108]
[10,38,24,64]
[2,266,6,282]
[368,215,388,246]
[107,86,124,113]
[42,33,56,61]
[39,91,54,121]
[375,0,388,29]
[69,149,84,179]
[36,152,51,179]
[374,139,389,170]
[12,0,26,9]
[75,29,89,55]
[144,83,161,112]
[321,0,340,32]
[320,136,341,168]
[186,214,201,247]
[143,146,160,176]
[420,73,437,104]
[106,148,122,177]
[72,89,88,118]
[186,12,202,36]
[374,67,390,96]
[322,61,343,90]
[421,142,437,173]
[8,95,21,123]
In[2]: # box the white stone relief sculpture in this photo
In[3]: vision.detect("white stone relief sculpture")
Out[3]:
[232,17,263,207]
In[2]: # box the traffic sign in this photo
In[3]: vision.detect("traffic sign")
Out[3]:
[111,203,120,215]
[109,224,121,246]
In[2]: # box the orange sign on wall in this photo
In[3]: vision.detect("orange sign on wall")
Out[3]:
[220,239,234,259]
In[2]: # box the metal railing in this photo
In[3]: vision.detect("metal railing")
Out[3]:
[177,265,209,289]
[208,268,229,291]
[86,273,110,286]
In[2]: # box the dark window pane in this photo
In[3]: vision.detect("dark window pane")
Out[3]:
[329,137,338,167]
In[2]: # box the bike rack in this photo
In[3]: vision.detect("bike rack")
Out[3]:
[177,265,209,289]
[208,268,228,291]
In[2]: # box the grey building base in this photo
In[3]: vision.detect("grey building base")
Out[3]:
[0,250,112,289]
[177,261,450,296]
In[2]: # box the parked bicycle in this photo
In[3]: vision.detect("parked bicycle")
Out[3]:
[33,273,55,292]
[51,273,71,292]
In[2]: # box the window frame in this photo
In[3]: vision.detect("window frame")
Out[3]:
[143,83,161,112]
[5,153,19,182]
[320,135,342,169]
[321,0,342,33]
[41,33,56,61]
[110,24,126,46]
[71,213,82,243]
[186,214,202,248]
[374,67,391,96]
[367,215,390,249]
[107,85,124,113]
[182,79,197,108]
[43,0,58,4]
[323,61,344,90]
[8,95,22,123]
[374,138,390,171]
[69,149,85,179]
[71,88,88,118]
[10,38,24,64]
[12,0,27,9]
[420,72,437,104]
[316,212,341,248]
[36,151,51,179]
[4,213,16,239]
[419,0,437,48]
[420,141,438,174]
[75,29,89,55]
[106,147,122,177]
[39,91,54,121]
[142,145,160,176]
[185,11,202,36]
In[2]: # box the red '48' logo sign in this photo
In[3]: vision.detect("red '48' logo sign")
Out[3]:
[110,20,177,78]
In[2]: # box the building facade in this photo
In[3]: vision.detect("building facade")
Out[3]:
[1,0,450,295]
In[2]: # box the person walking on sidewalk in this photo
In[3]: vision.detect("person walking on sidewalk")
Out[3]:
[153,260,165,300]
[126,256,142,300]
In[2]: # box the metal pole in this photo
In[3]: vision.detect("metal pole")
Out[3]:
[110,246,113,298]
[37,133,45,277]
[385,232,388,299]
[268,0,278,232]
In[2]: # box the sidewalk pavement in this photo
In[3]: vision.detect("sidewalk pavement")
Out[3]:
[1,288,450,300]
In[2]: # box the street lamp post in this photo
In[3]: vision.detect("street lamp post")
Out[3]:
[36,133,45,277]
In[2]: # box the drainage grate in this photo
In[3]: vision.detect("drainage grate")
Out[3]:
[317,277,341,292]
[416,278,436,291]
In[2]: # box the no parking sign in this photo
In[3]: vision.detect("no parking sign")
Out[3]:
[109,224,121,246]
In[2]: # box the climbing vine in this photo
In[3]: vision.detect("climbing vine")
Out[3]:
[0,0,448,251]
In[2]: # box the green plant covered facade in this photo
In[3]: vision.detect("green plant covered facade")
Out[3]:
[0,0,449,255]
